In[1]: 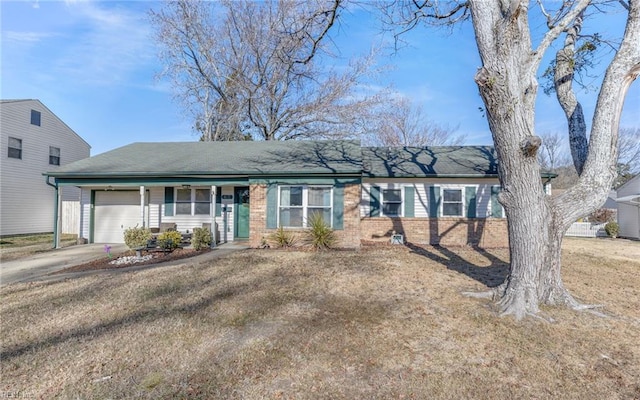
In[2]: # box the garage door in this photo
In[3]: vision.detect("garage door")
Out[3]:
[94,191,145,243]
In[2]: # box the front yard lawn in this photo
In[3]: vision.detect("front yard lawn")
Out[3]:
[0,233,77,262]
[1,238,639,399]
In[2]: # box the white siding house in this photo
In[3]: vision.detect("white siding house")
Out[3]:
[0,99,90,236]
[616,174,640,240]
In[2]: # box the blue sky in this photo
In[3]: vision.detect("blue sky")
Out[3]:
[1,0,638,156]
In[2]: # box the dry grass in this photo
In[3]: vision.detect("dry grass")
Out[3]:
[1,237,639,399]
[0,234,77,262]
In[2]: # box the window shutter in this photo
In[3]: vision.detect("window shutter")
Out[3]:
[491,186,502,218]
[369,186,381,217]
[332,184,344,230]
[215,189,222,217]
[404,186,415,217]
[266,183,278,229]
[164,187,174,216]
[429,186,440,217]
[465,186,477,218]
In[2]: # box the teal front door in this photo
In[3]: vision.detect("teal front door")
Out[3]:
[234,187,250,239]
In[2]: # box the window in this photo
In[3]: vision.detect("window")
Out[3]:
[176,187,211,215]
[279,185,332,228]
[194,188,210,215]
[49,146,60,165]
[30,110,41,126]
[8,137,22,159]
[442,189,463,216]
[382,189,402,216]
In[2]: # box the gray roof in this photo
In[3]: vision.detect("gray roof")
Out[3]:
[48,140,363,177]
[362,146,499,177]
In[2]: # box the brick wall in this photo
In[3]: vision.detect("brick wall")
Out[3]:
[360,217,508,248]
[248,183,362,249]
[249,184,268,247]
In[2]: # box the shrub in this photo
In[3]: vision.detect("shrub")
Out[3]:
[268,226,297,248]
[305,213,337,251]
[123,227,152,249]
[605,221,619,238]
[192,227,212,250]
[157,230,182,250]
[589,208,616,223]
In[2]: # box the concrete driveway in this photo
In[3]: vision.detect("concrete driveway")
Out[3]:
[1,243,250,286]
[0,243,128,286]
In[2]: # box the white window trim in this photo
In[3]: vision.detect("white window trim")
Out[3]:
[8,137,22,159]
[439,186,466,217]
[278,185,333,228]
[49,146,61,166]
[175,187,211,216]
[381,187,403,217]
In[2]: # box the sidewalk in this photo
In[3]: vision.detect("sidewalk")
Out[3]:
[0,243,248,286]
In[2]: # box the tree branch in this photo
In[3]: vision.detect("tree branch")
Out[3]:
[531,0,591,71]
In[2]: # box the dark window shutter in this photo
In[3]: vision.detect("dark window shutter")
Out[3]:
[164,187,174,216]
[465,186,477,218]
[266,183,278,229]
[215,188,222,217]
[369,186,380,217]
[404,186,415,217]
[491,186,502,218]
[429,186,440,217]
[332,184,344,230]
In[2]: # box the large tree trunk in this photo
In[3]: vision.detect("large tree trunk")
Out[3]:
[470,0,550,318]
[469,0,640,319]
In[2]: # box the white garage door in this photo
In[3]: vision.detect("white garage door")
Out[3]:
[94,191,144,243]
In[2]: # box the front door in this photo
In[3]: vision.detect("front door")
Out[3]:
[234,187,250,239]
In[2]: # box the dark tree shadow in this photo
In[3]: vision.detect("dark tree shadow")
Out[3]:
[405,241,509,288]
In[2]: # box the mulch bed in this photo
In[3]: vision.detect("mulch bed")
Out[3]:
[52,248,212,275]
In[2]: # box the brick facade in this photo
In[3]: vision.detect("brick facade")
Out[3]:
[248,183,362,249]
[360,217,508,248]
[248,183,508,248]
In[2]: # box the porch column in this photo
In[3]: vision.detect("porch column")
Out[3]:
[211,185,217,248]
[55,188,62,249]
[140,186,146,228]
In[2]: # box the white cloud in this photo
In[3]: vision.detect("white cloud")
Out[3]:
[3,31,54,42]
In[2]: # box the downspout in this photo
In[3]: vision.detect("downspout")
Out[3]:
[45,176,60,249]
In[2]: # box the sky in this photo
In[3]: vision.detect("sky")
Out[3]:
[1,0,638,156]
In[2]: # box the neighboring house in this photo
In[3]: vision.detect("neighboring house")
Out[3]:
[603,189,619,211]
[45,140,555,248]
[1,99,91,236]
[616,174,640,240]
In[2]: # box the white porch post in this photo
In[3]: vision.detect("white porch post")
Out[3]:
[140,186,146,228]
[55,189,62,249]
[211,185,217,248]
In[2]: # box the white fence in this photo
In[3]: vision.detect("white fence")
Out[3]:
[565,222,607,238]
[61,201,80,235]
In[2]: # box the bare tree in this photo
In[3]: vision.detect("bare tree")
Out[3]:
[617,126,640,172]
[538,132,570,171]
[363,96,466,147]
[379,0,639,319]
[614,126,640,186]
[150,0,383,141]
